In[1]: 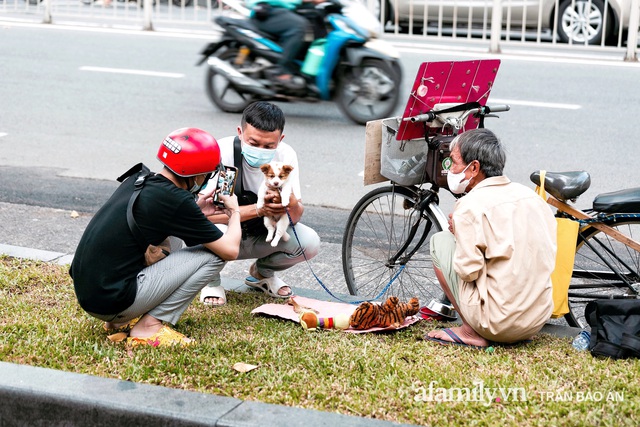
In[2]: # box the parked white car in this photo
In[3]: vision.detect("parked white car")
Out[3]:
[377,0,634,45]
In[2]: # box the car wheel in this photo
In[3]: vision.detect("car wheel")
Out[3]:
[557,0,610,45]
[386,0,396,24]
[372,0,395,26]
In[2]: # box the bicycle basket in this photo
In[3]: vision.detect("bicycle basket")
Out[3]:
[380,117,453,189]
[380,117,428,186]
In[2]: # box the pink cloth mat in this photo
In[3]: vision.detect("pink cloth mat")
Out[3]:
[251,295,421,334]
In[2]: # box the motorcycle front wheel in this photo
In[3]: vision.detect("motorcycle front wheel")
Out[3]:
[336,58,401,125]
[205,48,255,114]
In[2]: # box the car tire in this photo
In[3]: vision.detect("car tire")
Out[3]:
[557,0,611,45]
[373,0,395,27]
[384,0,396,25]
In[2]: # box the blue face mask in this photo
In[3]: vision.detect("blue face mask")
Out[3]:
[188,173,212,195]
[241,141,276,167]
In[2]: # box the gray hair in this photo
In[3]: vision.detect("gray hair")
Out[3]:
[450,128,506,177]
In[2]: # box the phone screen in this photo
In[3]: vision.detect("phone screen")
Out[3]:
[212,166,238,206]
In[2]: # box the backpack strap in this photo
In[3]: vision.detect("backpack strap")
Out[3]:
[120,164,154,251]
[232,136,258,205]
[232,137,265,237]
[233,136,245,196]
[117,162,147,183]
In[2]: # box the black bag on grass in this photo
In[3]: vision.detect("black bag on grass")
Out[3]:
[585,300,640,359]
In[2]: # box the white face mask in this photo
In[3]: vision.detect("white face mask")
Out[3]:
[447,163,471,194]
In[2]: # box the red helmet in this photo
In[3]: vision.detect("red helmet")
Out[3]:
[157,128,221,177]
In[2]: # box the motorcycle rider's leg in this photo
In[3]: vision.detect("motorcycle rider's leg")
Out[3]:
[253,8,308,77]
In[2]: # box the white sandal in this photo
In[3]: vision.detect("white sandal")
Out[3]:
[244,276,292,298]
[199,285,227,307]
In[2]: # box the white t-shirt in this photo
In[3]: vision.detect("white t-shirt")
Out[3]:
[215,135,302,200]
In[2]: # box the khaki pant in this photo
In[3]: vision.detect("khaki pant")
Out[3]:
[429,231,461,305]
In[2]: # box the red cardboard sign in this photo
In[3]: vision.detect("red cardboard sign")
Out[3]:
[397,60,501,141]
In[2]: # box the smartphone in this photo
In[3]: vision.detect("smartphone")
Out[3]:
[212,165,238,206]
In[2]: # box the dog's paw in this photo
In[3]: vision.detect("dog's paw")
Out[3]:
[282,232,290,242]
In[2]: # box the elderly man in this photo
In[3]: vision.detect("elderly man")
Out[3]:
[426,128,556,348]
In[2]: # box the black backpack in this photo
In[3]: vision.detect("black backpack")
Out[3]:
[585,299,640,359]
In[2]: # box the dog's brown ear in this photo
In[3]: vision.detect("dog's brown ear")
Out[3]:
[282,165,294,174]
[260,164,272,174]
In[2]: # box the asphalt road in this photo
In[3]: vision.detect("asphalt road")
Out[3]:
[2,22,640,258]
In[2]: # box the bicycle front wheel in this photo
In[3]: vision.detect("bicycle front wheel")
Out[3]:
[566,219,640,328]
[342,185,444,305]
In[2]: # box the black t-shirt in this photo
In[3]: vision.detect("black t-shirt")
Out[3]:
[70,172,223,315]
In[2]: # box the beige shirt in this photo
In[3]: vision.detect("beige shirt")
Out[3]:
[453,176,556,342]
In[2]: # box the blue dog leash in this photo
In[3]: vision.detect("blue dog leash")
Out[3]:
[285,209,404,305]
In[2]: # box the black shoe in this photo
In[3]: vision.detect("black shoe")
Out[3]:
[274,73,306,90]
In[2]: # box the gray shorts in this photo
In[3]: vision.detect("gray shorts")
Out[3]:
[429,231,461,305]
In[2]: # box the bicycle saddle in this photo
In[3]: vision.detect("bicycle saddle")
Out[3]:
[530,170,591,201]
[593,188,640,214]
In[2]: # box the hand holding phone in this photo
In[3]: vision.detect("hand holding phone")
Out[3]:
[213,166,238,207]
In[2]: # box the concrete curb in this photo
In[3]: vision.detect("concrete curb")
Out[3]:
[0,361,413,427]
[0,243,73,265]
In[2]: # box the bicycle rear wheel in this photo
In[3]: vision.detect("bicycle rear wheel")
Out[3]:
[341,185,444,305]
[566,219,640,328]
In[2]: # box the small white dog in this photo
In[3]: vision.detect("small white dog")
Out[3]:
[257,161,295,247]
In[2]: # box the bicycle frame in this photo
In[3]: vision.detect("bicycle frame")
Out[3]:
[386,186,448,266]
[545,193,640,296]
[546,195,640,253]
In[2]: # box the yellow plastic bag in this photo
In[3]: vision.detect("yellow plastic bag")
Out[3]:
[536,170,580,318]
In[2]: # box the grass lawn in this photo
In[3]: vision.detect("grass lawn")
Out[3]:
[1,256,638,426]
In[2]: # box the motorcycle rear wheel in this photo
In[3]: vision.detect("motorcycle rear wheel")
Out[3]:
[336,58,401,125]
[205,48,255,113]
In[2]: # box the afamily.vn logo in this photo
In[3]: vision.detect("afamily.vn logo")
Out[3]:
[413,381,527,406]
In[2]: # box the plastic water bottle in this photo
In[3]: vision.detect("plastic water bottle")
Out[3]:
[572,330,591,351]
[398,154,425,175]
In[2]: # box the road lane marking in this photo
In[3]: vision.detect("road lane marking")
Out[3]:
[0,133,7,138]
[490,98,581,110]
[394,45,640,69]
[79,66,184,78]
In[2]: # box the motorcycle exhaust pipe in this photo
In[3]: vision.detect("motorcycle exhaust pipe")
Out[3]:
[207,57,275,97]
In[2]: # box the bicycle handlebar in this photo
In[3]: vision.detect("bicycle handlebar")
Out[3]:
[484,104,510,113]
[405,112,436,123]
[403,104,511,123]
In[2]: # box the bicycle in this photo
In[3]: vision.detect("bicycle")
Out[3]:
[341,104,509,308]
[530,170,640,328]
[341,101,640,328]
